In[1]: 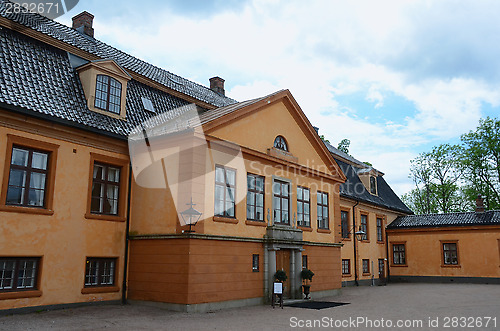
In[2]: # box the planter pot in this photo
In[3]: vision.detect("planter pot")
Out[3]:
[302,285,311,299]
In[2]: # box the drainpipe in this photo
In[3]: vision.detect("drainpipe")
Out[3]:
[352,200,360,286]
[122,163,132,305]
[385,225,390,284]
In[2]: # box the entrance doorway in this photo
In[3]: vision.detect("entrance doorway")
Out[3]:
[378,259,386,285]
[276,249,291,298]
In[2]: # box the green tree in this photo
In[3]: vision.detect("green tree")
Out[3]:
[337,138,350,154]
[407,144,464,214]
[460,117,500,210]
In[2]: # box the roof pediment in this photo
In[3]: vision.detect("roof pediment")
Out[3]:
[200,90,347,182]
[76,59,132,80]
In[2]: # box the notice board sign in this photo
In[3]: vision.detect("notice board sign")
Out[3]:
[273,282,283,294]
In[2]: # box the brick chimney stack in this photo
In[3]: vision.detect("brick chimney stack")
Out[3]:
[209,77,225,96]
[475,195,485,213]
[72,11,94,37]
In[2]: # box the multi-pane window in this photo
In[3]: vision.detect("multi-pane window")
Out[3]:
[342,259,350,275]
[252,254,259,272]
[362,259,370,274]
[376,217,383,242]
[297,187,310,227]
[302,255,308,269]
[443,243,458,265]
[273,136,288,152]
[95,75,122,114]
[360,214,368,240]
[273,180,290,224]
[0,258,39,292]
[247,174,264,221]
[91,163,121,215]
[317,191,329,229]
[6,147,49,208]
[215,166,236,218]
[85,258,116,287]
[393,244,406,265]
[370,176,377,194]
[341,210,349,238]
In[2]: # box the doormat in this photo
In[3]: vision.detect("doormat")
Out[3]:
[286,301,350,310]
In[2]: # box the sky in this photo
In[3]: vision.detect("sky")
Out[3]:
[57,0,500,197]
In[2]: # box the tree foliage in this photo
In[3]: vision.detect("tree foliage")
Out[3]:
[404,117,500,214]
[460,117,500,210]
[337,138,350,154]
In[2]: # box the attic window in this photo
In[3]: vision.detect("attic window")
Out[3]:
[141,97,155,113]
[370,176,377,195]
[273,136,288,152]
[95,75,122,114]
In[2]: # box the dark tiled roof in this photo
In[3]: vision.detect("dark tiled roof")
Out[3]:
[0,1,236,108]
[324,141,371,169]
[335,158,413,214]
[387,211,500,229]
[0,26,194,137]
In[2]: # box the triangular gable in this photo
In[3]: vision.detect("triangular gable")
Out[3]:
[76,59,132,81]
[201,90,346,182]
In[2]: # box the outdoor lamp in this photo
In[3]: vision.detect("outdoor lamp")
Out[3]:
[355,230,366,241]
[180,198,202,233]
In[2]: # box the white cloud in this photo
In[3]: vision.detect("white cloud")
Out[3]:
[60,0,500,197]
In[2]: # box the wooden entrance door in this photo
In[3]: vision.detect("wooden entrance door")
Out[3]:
[276,249,291,298]
[378,259,386,284]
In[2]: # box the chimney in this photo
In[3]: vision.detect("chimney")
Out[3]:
[475,195,485,213]
[72,11,94,37]
[209,77,225,96]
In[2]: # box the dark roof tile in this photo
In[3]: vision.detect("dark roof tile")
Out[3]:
[387,211,500,229]
[0,2,236,108]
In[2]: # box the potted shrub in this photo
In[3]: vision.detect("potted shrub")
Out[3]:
[300,268,314,299]
[274,270,288,282]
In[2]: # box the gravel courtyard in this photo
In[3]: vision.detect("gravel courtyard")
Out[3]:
[1,283,499,330]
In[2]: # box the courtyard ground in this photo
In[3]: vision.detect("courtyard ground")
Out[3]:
[0,283,499,330]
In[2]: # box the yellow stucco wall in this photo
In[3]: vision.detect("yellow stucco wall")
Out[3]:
[0,121,127,310]
[339,199,403,283]
[387,227,500,279]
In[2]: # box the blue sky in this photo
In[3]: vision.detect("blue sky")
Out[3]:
[57,0,500,196]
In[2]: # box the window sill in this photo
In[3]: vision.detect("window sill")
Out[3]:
[317,228,331,234]
[342,274,352,278]
[377,241,385,244]
[245,220,267,227]
[81,286,120,294]
[360,240,370,243]
[362,273,371,276]
[85,212,126,222]
[341,237,351,241]
[213,216,238,224]
[441,264,461,268]
[390,264,408,267]
[298,226,313,232]
[0,205,54,215]
[0,290,42,300]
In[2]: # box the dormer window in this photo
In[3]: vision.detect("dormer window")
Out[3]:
[273,136,288,152]
[370,176,377,195]
[95,75,122,114]
[76,59,131,120]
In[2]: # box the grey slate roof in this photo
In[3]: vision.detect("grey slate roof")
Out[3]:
[0,26,193,137]
[335,158,413,214]
[387,211,500,229]
[0,1,236,108]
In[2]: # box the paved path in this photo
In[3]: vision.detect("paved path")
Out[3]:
[1,283,499,330]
